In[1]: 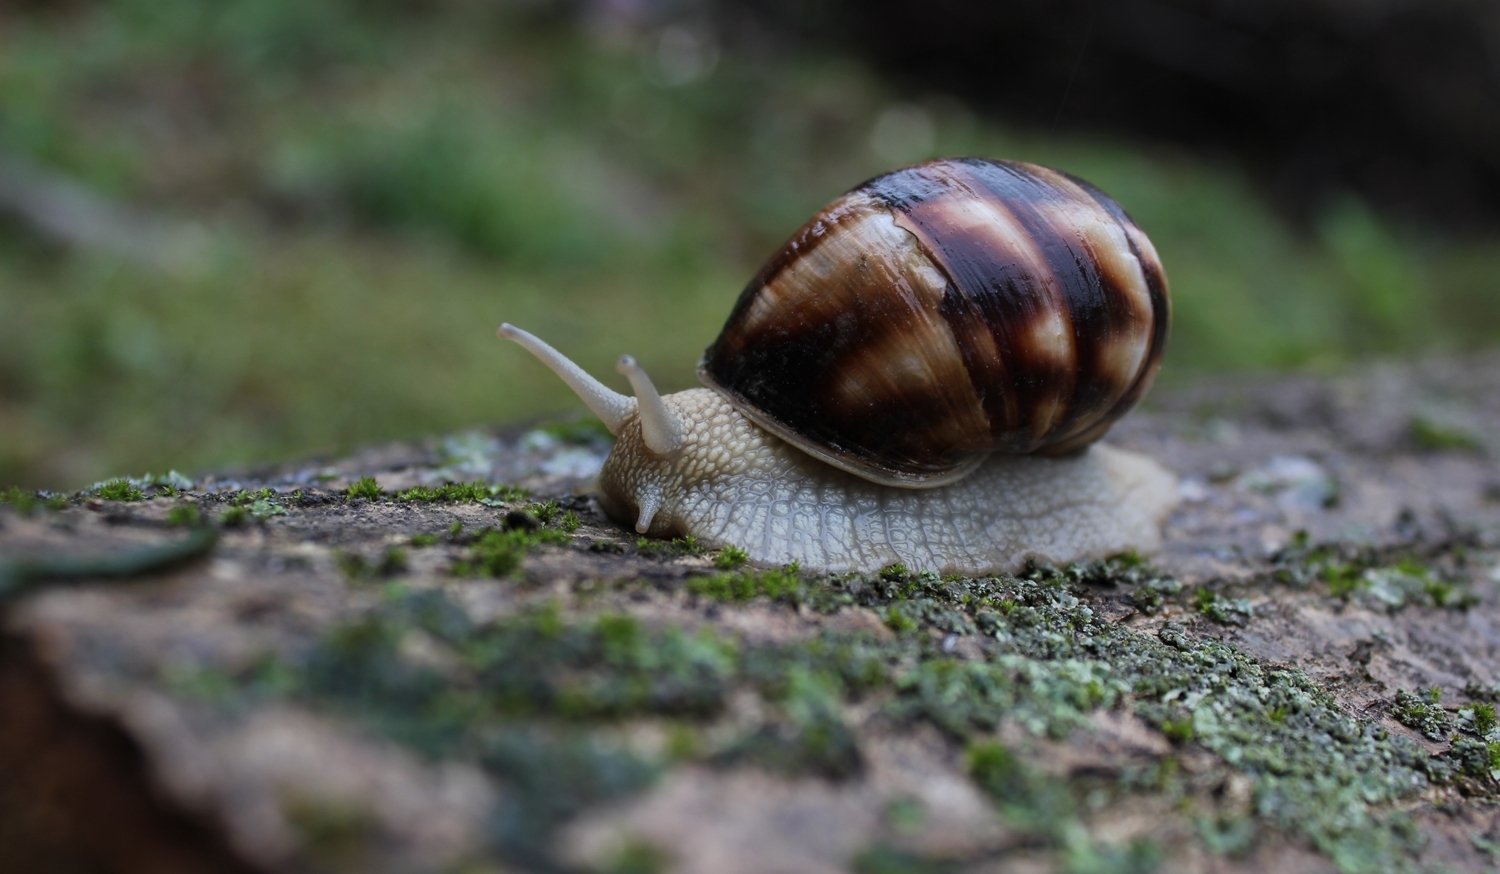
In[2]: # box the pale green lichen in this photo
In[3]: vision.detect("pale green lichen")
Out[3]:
[157,552,1492,873]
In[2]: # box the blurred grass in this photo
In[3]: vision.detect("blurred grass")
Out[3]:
[2,1,1498,489]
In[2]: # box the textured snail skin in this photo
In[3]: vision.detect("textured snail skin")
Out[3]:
[595,388,1177,575]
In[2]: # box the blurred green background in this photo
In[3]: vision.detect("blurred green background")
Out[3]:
[2,1,1498,490]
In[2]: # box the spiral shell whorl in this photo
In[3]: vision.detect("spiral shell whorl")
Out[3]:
[700,157,1170,487]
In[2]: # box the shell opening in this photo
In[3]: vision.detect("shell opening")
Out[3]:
[499,323,635,435]
[615,354,684,458]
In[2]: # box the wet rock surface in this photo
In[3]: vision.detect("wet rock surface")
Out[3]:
[3,355,1500,874]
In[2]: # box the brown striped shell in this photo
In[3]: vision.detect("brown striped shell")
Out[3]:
[698,157,1170,488]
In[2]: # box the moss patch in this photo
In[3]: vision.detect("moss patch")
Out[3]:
[345,477,383,500]
[1409,415,1484,453]
[150,548,1500,873]
[93,479,146,502]
[449,527,571,578]
[634,535,706,558]
[686,564,805,605]
[394,482,528,504]
[1271,532,1481,611]
[0,486,68,514]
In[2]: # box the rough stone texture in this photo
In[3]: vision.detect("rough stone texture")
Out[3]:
[2,354,1500,874]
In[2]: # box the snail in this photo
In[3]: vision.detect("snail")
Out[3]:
[501,157,1178,574]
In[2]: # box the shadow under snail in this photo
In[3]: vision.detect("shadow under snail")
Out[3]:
[502,157,1178,574]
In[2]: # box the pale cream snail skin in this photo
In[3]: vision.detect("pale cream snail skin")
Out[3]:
[500,157,1179,574]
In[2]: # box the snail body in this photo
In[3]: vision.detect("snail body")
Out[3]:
[501,158,1178,574]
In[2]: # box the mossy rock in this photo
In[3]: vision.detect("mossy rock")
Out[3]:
[2,356,1500,873]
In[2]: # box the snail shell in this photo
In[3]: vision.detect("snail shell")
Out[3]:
[701,157,1169,487]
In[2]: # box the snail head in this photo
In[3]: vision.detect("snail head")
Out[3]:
[498,323,688,533]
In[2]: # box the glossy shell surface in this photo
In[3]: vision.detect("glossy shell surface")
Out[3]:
[700,157,1170,487]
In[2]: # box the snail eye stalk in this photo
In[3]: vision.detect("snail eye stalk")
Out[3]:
[616,355,684,458]
[499,323,634,436]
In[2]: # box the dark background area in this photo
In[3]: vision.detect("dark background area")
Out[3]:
[744,0,1500,232]
[2,0,1497,489]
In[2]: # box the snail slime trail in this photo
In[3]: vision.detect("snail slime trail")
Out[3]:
[500,157,1178,574]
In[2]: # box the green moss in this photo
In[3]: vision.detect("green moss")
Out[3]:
[1465,702,1497,737]
[852,565,1446,870]
[6,487,71,513]
[482,729,660,868]
[214,593,659,867]
[294,599,738,740]
[215,489,287,523]
[1161,718,1196,743]
[87,472,195,501]
[161,662,240,705]
[395,483,474,502]
[1392,688,1454,741]
[394,481,527,503]
[967,741,1079,841]
[408,532,439,547]
[94,478,146,501]
[248,496,287,520]
[635,535,704,557]
[345,476,382,500]
[602,840,672,874]
[686,564,804,604]
[166,504,203,526]
[1193,587,1253,626]
[1,486,40,514]
[1409,415,1483,453]
[713,545,749,569]
[1474,834,1500,859]
[883,797,926,832]
[719,664,862,778]
[164,553,1480,872]
[853,847,960,874]
[338,546,409,581]
[883,606,919,635]
[1421,576,1478,610]
[1274,537,1477,610]
[161,590,880,861]
[1196,815,1257,857]
[1127,576,1183,615]
[1323,563,1366,598]
[1440,737,1500,781]
[232,487,276,506]
[283,795,378,868]
[450,527,570,578]
[558,510,581,533]
[162,653,294,711]
[891,653,1123,741]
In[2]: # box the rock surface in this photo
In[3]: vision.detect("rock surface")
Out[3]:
[3,355,1500,874]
